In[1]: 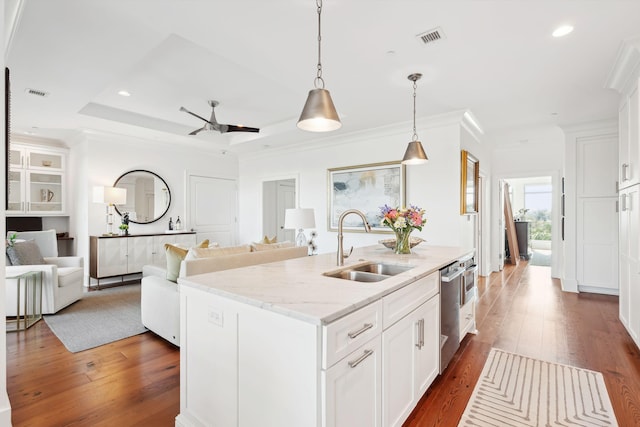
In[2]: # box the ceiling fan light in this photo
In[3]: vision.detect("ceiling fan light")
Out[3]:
[297,88,341,132]
[402,140,428,165]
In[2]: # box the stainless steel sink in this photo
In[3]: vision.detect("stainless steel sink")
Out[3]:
[323,262,414,282]
[350,263,414,276]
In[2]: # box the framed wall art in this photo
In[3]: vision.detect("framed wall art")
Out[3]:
[327,161,405,232]
[461,150,479,214]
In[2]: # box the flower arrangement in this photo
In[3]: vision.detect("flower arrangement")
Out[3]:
[379,204,426,254]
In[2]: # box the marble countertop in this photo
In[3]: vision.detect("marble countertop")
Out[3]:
[179,244,473,325]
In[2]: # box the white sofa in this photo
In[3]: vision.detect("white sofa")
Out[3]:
[5,229,84,315]
[141,245,308,346]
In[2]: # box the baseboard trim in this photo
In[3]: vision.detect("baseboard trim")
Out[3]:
[578,285,619,296]
[0,390,12,427]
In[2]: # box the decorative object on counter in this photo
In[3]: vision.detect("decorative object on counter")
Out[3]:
[378,236,425,250]
[284,208,316,247]
[308,230,318,255]
[6,232,17,247]
[168,217,173,231]
[515,208,529,221]
[93,186,127,236]
[460,150,479,214]
[328,161,405,232]
[175,216,182,230]
[401,73,428,165]
[297,0,341,132]
[379,204,426,254]
[119,213,129,236]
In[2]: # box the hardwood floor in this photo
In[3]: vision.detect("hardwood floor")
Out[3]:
[6,261,640,426]
[405,262,640,426]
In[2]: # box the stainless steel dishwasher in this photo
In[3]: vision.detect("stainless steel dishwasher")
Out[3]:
[439,261,463,374]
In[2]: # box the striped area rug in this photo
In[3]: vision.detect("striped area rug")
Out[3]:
[459,348,618,426]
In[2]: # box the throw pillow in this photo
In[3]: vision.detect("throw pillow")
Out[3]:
[261,235,277,244]
[185,244,252,260]
[6,240,46,266]
[250,241,295,251]
[164,239,210,282]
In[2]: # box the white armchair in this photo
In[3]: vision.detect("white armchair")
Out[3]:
[5,229,84,315]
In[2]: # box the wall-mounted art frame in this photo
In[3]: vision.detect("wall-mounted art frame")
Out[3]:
[327,161,405,232]
[461,150,479,214]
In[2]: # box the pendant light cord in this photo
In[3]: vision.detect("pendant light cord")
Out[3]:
[412,79,418,141]
[315,0,324,89]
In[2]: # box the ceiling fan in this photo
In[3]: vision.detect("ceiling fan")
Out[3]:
[179,100,260,135]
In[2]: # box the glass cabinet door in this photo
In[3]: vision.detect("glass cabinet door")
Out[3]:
[9,148,24,169]
[27,150,64,170]
[7,170,25,212]
[28,171,63,213]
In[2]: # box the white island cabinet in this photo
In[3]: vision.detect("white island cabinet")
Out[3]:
[176,245,471,427]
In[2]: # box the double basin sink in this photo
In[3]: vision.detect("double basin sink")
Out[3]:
[324,262,414,283]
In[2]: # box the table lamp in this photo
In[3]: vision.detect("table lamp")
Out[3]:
[93,186,127,235]
[284,208,316,247]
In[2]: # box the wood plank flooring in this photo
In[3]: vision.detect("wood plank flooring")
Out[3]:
[6,261,640,426]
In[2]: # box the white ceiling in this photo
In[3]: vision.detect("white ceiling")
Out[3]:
[5,0,640,153]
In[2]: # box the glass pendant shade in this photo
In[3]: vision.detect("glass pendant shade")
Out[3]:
[402,140,428,165]
[297,88,341,132]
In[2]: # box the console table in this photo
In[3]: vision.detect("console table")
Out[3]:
[89,232,196,289]
[5,270,43,331]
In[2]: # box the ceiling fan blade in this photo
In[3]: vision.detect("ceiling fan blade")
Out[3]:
[222,124,260,133]
[179,106,212,124]
[189,126,207,135]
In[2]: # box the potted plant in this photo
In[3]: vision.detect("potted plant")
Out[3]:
[118,223,129,236]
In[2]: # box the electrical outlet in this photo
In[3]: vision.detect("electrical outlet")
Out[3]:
[208,307,224,327]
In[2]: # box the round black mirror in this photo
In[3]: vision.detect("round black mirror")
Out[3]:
[113,170,171,224]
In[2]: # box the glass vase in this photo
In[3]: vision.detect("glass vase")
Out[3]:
[394,229,412,255]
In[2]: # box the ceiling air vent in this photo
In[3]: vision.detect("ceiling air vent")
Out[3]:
[416,27,445,45]
[24,88,49,97]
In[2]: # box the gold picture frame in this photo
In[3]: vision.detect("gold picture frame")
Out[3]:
[461,150,479,214]
[327,161,406,232]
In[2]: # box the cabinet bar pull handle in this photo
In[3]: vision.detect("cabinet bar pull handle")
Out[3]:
[348,349,374,368]
[348,323,373,339]
[622,163,629,181]
[622,193,628,212]
[415,320,421,348]
[420,318,425,348]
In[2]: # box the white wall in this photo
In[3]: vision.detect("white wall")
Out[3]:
[69,131,239,284]
[238,114,480,257]
[488,125,565,277]
[0,1,10,421]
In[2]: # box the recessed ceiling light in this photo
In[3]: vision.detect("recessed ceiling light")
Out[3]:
[117,90,131,97]
[552,25,573,38]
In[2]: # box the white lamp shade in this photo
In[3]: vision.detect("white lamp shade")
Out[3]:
[93,186,127,205]
[284,208,316,229]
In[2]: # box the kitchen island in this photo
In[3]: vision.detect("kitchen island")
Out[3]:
[176,244,472,427]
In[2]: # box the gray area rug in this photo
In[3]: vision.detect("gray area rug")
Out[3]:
[44,284,147,353]
[459,348,618,426]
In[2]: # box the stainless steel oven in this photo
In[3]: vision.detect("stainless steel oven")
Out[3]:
[459,254,477,306]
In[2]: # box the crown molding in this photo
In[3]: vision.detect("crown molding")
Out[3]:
[605,36,640,96]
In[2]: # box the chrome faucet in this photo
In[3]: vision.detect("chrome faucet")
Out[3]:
[337,209,371,266]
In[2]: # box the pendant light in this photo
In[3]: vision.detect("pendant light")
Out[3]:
[297,0,341,132]
[402,73,428,165]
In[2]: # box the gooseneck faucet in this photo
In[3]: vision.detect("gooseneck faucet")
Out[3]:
[337,209,371,266]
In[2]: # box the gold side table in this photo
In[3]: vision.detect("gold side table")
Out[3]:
[5,270,43,332]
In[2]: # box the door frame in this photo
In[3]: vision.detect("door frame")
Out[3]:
[493,170,561,278]
[260,173,299,238]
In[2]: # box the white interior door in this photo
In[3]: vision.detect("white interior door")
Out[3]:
[187,174,237,246]
[276,180,295,242]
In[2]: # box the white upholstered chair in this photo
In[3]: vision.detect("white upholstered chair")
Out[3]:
[5,229,84,315]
